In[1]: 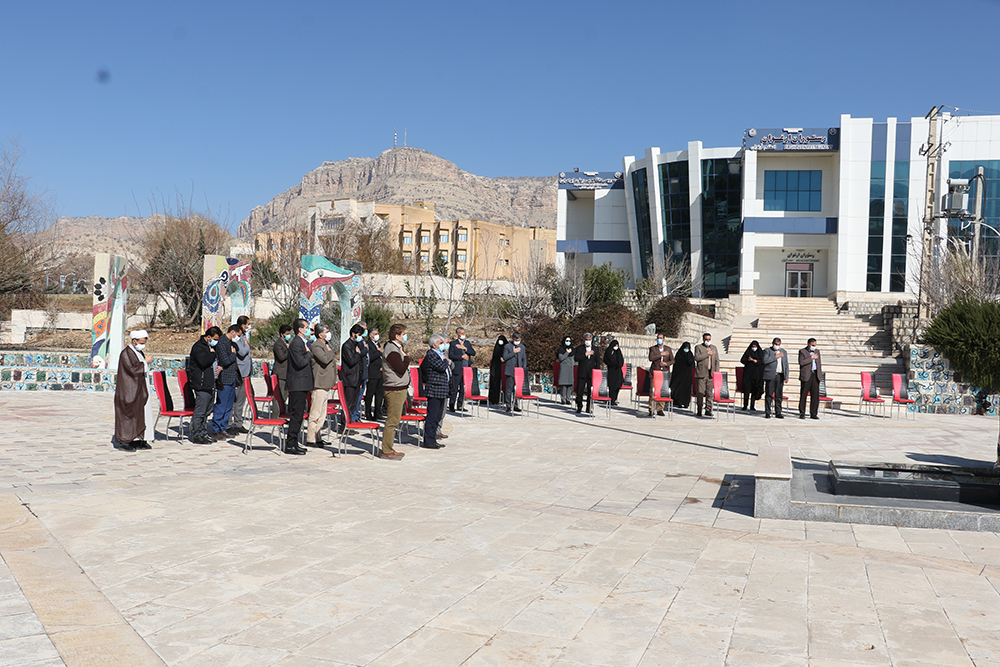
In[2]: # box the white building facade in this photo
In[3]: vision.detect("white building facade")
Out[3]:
[557,112,1000,299]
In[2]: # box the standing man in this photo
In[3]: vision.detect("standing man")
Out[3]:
[421,334,451,448]
[798,338,823,420]
[283,318,311,455]
[380,323,409,460]
[229,315,252,435]
[648,333,675,416]
[573,333,601,415]
[761,337,789,419]
[364,327,385,420]
[448,326,476,412]
[272,324,292,414]
[502,332,527,413]
[114,330,154,451]
[694,332,720,418]
[306,322,336,448]
[340,324,366,429]
[212,325,241,440]
[188,326,222,444]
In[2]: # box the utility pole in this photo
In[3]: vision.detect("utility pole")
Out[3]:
[918,106,941,320]
[973,165,985,262]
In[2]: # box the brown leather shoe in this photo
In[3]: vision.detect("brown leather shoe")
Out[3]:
[383,451,404,459]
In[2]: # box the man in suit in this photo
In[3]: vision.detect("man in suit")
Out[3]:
[283,318,312,455]
[502,332,527,413]
[188,326,222,444]
[421,333,452,448]
[229,315,253,435]
[212,325,241,440]
[364,327,385,420]
[573,333,601,415]
[761,337,789,419]
[798,338,823,420]
[694,332,720,417]
[648,333,674,416]
[340,323,366,431]
[448,327,476,412]
[272,324,292,414]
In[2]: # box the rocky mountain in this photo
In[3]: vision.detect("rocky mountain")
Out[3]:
[237,147,557,238]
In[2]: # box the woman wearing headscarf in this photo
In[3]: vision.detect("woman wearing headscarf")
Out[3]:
[740,339,765,411]
[489,334,508,406]
[603,340,625,405]
[555,336,576,404]
[670,341,695,409]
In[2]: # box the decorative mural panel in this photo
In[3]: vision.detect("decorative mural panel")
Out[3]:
[907,345,997,416]
[299,255,361,346]
[90,253,128,370]
[202,256,252,332]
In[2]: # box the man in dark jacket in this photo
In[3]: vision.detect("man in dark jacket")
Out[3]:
[283,318,312,455]
[364,327,385,420]
[502,332,527,413]
[421,333,451,449]
[212,325,241,440]
[340,323,366,431]
[573,333,601,415]
[272,324,292,414]
[447,327,476,412]
[188,326,222,444]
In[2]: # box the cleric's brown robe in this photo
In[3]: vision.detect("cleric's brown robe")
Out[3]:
[115,347,148,443]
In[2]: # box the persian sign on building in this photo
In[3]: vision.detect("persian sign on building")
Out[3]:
[202,256,253,332]
[744,127,840,152]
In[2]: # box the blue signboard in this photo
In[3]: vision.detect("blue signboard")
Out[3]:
[558,171,624,190]
[745,127,839,152]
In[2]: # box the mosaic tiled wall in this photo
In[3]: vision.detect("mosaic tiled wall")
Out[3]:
[2,352,195,392]
[907,345,997,416]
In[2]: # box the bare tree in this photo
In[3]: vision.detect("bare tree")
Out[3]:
[918,238,1000,318]
[266,230,310,313]
[0,140,52,318]
[497,255,549,330]
[545,264,589,318]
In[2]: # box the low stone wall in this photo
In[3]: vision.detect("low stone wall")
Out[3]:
[906,344,997,416]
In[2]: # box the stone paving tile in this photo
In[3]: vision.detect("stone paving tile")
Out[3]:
[2,392,1000,665]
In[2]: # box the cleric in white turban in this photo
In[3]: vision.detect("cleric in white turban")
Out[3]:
[114,330,155,451]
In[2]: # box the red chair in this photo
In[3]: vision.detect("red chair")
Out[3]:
[334,381,382,457]
[891,373,915,419]
[860,372,886,418]
[243,377,287,454]
[513,367,540,418]
[621,362,633,392]
[735,367,746,407]
[410,366,429,408]
[396,396,426,445]
[590,369,613,419]
[254,366,275,416]
[712,371,736,420]
[818,371,834,412]
[464,366,489,418]
[152,370,194,440]
[177,369,195,413]
[634,367,651,417]
[551,361,561,401]
[650,370,674,419]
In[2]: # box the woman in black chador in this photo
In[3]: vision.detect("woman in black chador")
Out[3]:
[670,341,695,409]
[740,340,764,411]
[603,340,625,405]
[489,335,508,405]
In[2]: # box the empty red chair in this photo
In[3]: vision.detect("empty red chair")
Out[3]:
[860,372,886,418]
[712,371,736,420]
[513,367,540,418]
[621,362,633,391]
[891,373,915,419]
[634,367,651,416]
[551,361,561,401]
[818,371,834,412]
[152,370,194,440]
[334,381,382,457]
[177,369,195,413]
[590,368,613,418]
[464,366,489,418]
[243,377,287,454]
[395,396,426,444]
[650,369,674,419]
[254,365,275,416]
[409,366,429,407]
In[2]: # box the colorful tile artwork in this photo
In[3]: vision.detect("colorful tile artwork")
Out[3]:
[908,345,996,416]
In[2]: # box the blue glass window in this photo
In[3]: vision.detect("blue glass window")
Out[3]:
[867,162,886,292]
[631,169,652,280]
[763,170,822,212]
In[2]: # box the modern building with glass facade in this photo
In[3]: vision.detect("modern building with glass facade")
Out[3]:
[556,112,1000,300]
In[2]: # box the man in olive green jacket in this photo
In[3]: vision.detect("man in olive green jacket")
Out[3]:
[306,322,337,448]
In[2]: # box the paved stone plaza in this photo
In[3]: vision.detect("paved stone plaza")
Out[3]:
[2,391,1000,666]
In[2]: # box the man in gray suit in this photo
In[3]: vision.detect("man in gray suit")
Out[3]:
[229,315,253,434]
[798,337,823,420]
[761,337,789,419]
[502,332,527,413]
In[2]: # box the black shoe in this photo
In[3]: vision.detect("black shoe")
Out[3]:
[776,414,784,419]
[316,438,330,447]
[214,432,230,440]
[420,442,441,449]
[505,408,513,414]
[657,410,665,416]
[231,425,249,434]
[513,406,522,412]
[285,446,307,455]
[764,413,771,419]
[697,410,703,417]
[135,441,152,450]
[749,407,757,412]
[705,410,712,417]
[192,435,213,444]
[648,409,654,417]
[448,407,456,413]
[576,407,582,414]
[810,416,820,420]
[799,414,806,420]
[119,442,136,452]
[226,428,240,436]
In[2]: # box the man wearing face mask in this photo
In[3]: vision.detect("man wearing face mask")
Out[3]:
[306,323,337,449]
[421,334,452,448]
[114,330,155,451]
[283,318,312,454]
[798,338,823,420]
[502,332,528,413]
[555,337,576,404]
[229,315,253,434]
[272,324,292,414]
[648,333,675,416]
[212,324,242,440]
[340,323,366,434]
[364,327,385,420]
[447,327,476,413]
[573,333,601,415]
[603,340,625,406]
[694,332,720,417]
[761,337,789,419]
[380,323,410,459]
[354,321,370,423]
[187,326,222,444]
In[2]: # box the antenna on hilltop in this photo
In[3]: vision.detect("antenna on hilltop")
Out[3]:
[404,128,407,147]
[393,128,397,147]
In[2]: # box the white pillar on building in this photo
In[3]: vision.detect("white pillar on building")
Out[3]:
[622,156,644,282]
[556,189,567,273]
[687,141,704,297]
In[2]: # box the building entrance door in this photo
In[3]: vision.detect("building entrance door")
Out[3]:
[785,263,813,298]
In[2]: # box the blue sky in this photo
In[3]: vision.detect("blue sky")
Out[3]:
[4,0,1000,233]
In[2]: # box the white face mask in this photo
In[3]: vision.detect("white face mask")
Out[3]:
[233,335,241,342]
[585,341,592,348]
[245,325,251,332]
[773,344,781,350]
[324,332,332,341]
[614,346,619,351]
[373,334,380,342]
[459,334,466,340]
[134,343,146,351]
[809,345,817,351]
[751,346,758,351]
